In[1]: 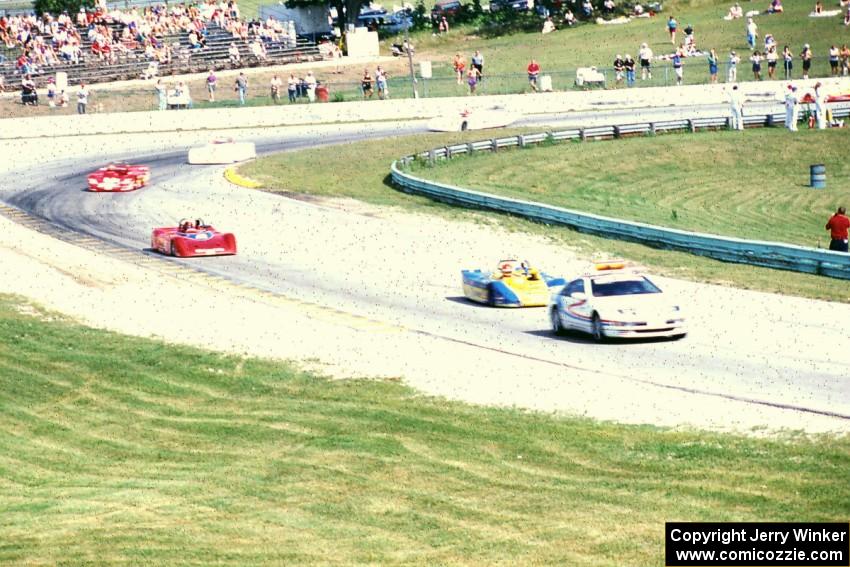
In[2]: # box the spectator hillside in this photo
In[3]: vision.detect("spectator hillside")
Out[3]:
[0,1,323,92]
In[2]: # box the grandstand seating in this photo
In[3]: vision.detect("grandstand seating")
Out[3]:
[0,22,322,92]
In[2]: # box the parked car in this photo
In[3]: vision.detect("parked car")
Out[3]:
[431,0,462,20]
[489,0,533,12]
[357,10,412,33]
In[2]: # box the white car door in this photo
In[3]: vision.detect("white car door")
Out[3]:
[557,278,592,332]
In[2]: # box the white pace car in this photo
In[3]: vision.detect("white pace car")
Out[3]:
[548,262,686,341]
[427,107,519,132]
[187,138,257,164]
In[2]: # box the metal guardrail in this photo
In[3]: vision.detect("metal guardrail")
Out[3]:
[391,109,850,280]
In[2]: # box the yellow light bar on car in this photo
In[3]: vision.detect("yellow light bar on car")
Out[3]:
[594,260,626,271]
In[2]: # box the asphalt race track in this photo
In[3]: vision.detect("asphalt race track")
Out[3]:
[2,105,849,431]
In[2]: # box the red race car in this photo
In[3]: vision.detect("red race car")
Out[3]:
[87,162,150,192]
[800,92,850,104]
[151,219,237,258]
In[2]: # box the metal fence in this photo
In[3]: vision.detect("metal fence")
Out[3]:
[3,55,848,116]
[390,109,850,280]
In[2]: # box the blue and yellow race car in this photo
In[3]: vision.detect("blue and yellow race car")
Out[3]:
[462,259,565,307]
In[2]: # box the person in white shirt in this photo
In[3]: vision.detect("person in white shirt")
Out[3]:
[638,43,653,79]
[814,82,827,129]
[728,85,744,130]
[76,83,89,114]
[270,74,282,103]
[784,86,799,131]
[305,71,317,102]
[727,50,740,82]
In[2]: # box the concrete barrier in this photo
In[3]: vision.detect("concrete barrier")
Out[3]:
[390,117,850,280]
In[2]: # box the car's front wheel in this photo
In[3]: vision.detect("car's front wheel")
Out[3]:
[170,241,178,257]
[550,308,564,336]
[591,313,605,342]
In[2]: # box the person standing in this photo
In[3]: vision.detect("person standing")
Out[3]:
[305,71,317,102]
[624,54,636,86]
[784,85,799,131]
[825,207,850,252]
[287,73,298,103]
[729,84,744,130]
[840,44,850,76]
[471,49,484,80]
[782,45,793,79]
[375,66,388,99]
[751,50,762,80]
[708,48,718,83]
[728,50,740,82]
[746,17,757,50]
[613,54,625,85]
[814,82,827,129]
[234,72,247,105]
[466,66,480,94]
[527,58,540,92]
[76,82,89,114]
[361,68,373,99]
[270,74,282,103]
[206,69,217,102]
[672,50,683,85]
[639,42,653,80]
[829,45,840,76]
[766,46,777,79]
[667,16,677,45]
[801,44,812,79]
[452,53,465,85]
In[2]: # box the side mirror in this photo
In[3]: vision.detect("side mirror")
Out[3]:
[570,292,587,301]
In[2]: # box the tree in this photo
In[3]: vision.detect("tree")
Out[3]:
[34,0,96,17]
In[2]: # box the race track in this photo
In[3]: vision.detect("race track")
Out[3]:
[2,107,849,432]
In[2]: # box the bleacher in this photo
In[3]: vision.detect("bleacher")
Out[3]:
[0,21,322,92]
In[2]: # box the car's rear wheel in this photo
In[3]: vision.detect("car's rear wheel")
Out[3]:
[550,308,564,336]
[591,313,605,342]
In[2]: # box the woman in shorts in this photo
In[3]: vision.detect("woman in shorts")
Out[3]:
[361,69,373,99]
[751,50,763,81]
[782,45,793,79]
[467,67,480,94]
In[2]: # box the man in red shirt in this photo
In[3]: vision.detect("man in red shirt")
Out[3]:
[825,206,850,252]
[527,59,540,92]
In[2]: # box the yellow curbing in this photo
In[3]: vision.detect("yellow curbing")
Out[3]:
[224,167,263,189]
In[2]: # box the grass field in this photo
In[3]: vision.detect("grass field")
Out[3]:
[403,0,849,81]
[1,295,849,565]
[238,128,850,303]
[408,127,850,249]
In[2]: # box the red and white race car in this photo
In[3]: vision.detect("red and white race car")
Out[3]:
[150,219,237,258]
[87,163,151,192]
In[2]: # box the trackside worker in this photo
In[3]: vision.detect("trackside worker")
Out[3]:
[826,207,850,252]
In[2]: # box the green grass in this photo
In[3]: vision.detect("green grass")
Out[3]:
[1,295,849,565]
[404,0,848,82]
[408,128,850,249]
[238,129,850,303]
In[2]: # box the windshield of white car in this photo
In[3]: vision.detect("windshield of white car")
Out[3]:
[590,277,661,297]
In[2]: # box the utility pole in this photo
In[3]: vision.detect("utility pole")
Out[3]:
[404,24,418,99]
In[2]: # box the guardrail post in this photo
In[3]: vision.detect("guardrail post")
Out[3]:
[580,128,587,141]
[467,142,475,154]
[428,149,436,165]
[491,138,498,152]
[650,123,657,135]
[518,135,526,148]
[688,119,696,133]
[725,116,732,130]
[765,114,774,127]
[445,146,452,159]
[614,126,621,139]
